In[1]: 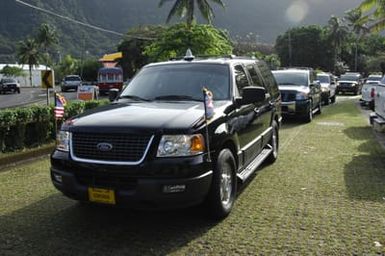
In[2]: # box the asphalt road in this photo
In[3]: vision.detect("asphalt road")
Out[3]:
[0,87,89,109]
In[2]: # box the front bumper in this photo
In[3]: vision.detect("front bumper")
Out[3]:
[337,86,357,93]
[50,151,213,209]
[281,100,310,116]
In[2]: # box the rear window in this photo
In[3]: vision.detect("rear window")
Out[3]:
[272,71,309,87]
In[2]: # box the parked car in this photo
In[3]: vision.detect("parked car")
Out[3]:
[51,52,282,219]
[361,83,376,110]
[370,77,385,130]
[61,75,82,92]
[317,72,336,105]
[272,68,322,122]
[365,74,382,84]
[0,78,20,94]
[336,73,363,95]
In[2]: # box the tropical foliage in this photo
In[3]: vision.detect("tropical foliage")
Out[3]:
[357,0,385,32]
[16,38,41,87]
[158,0,225,27]
[143,23,232,62]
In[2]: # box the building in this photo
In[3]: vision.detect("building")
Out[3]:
[0,64,53,87]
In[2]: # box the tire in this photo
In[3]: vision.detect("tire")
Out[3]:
[206,148,237,220]
[303,101,313,123]
[17,88,20,94]
[266,120,279,164]
[369,100,375,111]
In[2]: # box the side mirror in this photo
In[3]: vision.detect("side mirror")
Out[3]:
[108,88,119,102]
[240,86,266,105]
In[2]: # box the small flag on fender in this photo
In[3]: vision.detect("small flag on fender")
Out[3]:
[203,87,214,119]
[54,93,67,119]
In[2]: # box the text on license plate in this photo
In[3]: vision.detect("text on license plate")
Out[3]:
[88,187,116,204]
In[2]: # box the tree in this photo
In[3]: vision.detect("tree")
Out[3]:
[144,23,232,62]
[36,23,58,68]
[158,0,225,27]
[345,9,369,71]
[0,65,25,77]
[17,38,41,87]
[327,16,349,70]
[118,25,164,79]
[275,25,332,70]
[59,55,79,78]
[357,0,385,32]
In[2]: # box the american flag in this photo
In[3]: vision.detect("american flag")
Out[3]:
[203,87,214,119]
[54,93,66,119]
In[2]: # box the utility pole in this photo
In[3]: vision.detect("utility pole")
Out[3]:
[288,30,292,67]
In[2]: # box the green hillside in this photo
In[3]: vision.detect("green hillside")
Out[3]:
[0,0,362,63]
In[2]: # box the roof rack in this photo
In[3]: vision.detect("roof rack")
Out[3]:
[169,54,256,61]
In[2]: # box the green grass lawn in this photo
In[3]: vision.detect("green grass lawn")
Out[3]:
[0,98,384,255]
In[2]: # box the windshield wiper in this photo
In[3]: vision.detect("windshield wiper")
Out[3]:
[118,95,151,101]
[153,95,201,101]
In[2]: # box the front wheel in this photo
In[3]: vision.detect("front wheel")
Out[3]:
[266,120,279,164]
[303,101,313,123]
[206,148,237,220]
[330,94,336,104]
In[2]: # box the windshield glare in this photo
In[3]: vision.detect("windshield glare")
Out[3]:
[121,64,230,101]
[340,75,359,81]
[316,75,330,83]
[273,72,308,86]
[65,76,81,81]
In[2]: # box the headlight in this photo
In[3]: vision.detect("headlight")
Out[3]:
[56,131,70,152]
[321,87,328,92]
[157,134,205,157]
[296,92,309,100]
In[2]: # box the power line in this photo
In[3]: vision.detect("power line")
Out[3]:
[14,0,156,40]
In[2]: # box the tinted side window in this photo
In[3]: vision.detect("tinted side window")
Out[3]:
[257,62,279,98]
[246,64,264,87]
[234,65,250,96]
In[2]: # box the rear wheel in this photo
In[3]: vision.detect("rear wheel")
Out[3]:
[206,148,237,220]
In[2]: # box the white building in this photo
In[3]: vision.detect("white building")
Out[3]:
[0,64,54,87]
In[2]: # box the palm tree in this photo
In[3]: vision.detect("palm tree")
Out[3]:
[158,0,225,27]
[328,16,349,71]
[36,23,58,68]
[17,38,41,87]
[357,0,385,32]
[345,9,369,71]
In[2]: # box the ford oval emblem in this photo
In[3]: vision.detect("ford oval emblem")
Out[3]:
[96,142,113,152]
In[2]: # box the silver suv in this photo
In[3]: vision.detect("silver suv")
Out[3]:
[61,75,82,92]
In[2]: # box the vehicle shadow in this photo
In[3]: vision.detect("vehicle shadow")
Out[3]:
[0,194,217,256]
[343,126,385,202]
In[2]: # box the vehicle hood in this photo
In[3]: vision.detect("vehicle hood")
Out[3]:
[64,81,81,85]
[279,85,309,93]
[320,83,330,88]
[66,101,228,133]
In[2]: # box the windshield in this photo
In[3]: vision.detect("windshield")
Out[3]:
[65,76,81,81]
[1,79,15,83]
[317,75,330,83]
[367,76,382,81]
[272,71,308,86]
[120,63,230,101]
[340,75,359,81]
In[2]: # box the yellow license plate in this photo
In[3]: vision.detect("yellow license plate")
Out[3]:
[88,187,116,205]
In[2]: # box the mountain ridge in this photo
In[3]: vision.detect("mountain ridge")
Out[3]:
[0,0,362,62]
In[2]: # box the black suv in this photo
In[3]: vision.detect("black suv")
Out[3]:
[272,68,322,122]
[51,53,281,219]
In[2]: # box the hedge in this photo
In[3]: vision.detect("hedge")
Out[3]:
[0,99,109,153]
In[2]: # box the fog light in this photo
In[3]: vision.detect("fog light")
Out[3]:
[163,184,186,193]
[53,173,63,183]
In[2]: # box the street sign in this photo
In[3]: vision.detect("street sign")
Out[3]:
[41,70,54,88]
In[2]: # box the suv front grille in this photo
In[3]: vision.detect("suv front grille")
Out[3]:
[71,132,153,163]
[280,90,296,102]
